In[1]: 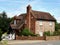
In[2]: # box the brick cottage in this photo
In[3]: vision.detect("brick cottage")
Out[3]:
[10,5,56,37]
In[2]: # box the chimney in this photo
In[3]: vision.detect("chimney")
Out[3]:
[26,5,31,30]
[27,5,31,13]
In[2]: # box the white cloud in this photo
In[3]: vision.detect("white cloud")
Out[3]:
[0,0,60,23]
[7,11,21,17]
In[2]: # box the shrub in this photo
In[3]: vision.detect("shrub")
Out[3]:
[44,31,60,36]
[44,31,51,36]
[30,33,37,36]
[53,31,60,36]
[21,28,31,36]
[19,28,37,36]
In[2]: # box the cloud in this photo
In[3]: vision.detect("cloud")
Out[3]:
[56,17,60,23]
[7,11,22,17]
[0,0,60,23]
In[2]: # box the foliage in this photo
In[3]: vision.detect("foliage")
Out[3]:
[0,29,2,41]
[55,22,60,31]
[0,11,12,33]
[19,28,37,36]
[44,31,60,36]
[53,31,60,36]
[44,31,51,36]
[21,28,32,36]
[2,11,7,18]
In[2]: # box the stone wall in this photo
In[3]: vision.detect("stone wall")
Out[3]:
[46,36,60,40]
[35,21,55,34]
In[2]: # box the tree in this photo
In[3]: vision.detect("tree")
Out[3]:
[0,11,12,33]
[2,11,7,18]
[0,29,2,41]
[55,22,60,31]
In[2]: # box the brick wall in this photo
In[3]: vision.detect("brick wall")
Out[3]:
[16,35,60,40]
[25,5,36,34]
[46,36,60,40]
[35,21,55,34]
[16,36,45,40]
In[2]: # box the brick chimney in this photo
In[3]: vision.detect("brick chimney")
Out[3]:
[26,5,31,30]
[27,5,31,13]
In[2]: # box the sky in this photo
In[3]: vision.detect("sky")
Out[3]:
[0,0,60,23]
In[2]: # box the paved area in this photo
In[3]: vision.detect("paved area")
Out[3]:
[8,40,45,44]
[8,40,60,45]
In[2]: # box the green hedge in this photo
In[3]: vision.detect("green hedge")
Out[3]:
[44,31,60,36]
[19,28,37,36]
[44,31,51,36]
[53,31,60,36]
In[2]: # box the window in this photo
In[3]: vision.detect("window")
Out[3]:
[14,20,16,25]
[39,21,43,26]
[49,22,52,26]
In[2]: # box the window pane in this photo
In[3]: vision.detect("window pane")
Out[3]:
[49,22,52,26]
[14,20,16,25]
[39,21,43,25]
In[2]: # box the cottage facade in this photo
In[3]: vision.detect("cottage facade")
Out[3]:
[10,5,56,36]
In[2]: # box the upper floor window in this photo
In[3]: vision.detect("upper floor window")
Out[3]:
[49,22,52,26]
[39,21,43,26]
[14,20,16,25]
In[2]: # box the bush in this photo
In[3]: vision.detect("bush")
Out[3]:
[0,29,2,41]
[53,31,60,36]
[21,28,31,36]
[44,31,60,36]
[44,31,51,36]
[21,28,33,36]
[19,28,37,36]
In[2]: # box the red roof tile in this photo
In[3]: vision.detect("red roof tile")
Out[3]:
[32,10,56,21]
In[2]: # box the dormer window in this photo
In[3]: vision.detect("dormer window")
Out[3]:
[14,20,16,25]
[39,21,43,26]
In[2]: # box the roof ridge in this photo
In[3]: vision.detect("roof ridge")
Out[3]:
[19,13,26,16]
[32,10,50,14]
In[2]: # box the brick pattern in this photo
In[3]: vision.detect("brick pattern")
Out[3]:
[16,36,45,40]
[10,5,56,38]
[46,36,60,40]
[25,5,36,34]
[35,21,55,34]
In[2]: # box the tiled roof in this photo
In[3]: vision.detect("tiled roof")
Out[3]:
[10,10,56,29]
[18,14,26,19]
[32,10,56,21]
[14,14,26,19]
[16,10,56,21]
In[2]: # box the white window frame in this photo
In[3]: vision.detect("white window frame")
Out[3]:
[49,22,52,26]
[39,21,43,26]
[14,20,16,25]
